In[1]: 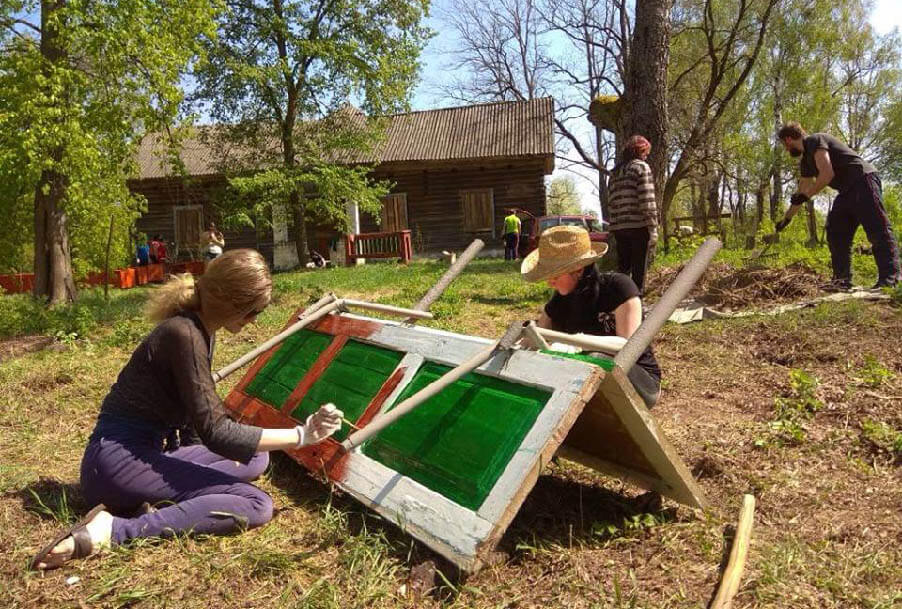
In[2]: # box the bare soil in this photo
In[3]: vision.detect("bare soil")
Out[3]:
[646,262,827,310]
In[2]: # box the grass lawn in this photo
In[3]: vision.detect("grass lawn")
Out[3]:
[1,257,900,608]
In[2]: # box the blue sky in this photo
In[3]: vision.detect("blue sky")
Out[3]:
[410,0,902,216]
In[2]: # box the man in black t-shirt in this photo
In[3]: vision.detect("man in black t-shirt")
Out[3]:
[776,122,900,290]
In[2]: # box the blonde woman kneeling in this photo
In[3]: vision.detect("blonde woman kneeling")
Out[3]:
[32,249,343,570]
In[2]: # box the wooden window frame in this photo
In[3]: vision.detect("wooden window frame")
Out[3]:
[172,205,204,260]
[380,193,409,233]
[460,188,494,235]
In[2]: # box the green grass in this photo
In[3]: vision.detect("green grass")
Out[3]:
[2,256,901,609]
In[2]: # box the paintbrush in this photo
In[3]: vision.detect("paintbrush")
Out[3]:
[342,417,361,431]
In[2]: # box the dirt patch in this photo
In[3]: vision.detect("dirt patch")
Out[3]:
[0,335,54,363]
[646,262,826,310]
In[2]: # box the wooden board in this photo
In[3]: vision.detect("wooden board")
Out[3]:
[559,365,707,509]
[223,309,706,571]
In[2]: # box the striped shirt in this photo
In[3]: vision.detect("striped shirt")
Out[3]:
[608,159,658,233]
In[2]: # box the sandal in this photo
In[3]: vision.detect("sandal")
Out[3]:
[30,503,107,570]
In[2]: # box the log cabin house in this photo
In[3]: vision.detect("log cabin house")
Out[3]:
[129,97,554,269]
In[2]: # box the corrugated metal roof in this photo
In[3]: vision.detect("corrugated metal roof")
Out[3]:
[134,97,554,180]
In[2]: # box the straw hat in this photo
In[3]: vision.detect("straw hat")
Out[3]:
[521,225,608,282]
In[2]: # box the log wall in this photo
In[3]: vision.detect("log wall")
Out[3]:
[128,156,550,264]
[128,175,272,263]
[361,159,548,253]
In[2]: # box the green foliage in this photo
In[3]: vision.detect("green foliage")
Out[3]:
[756,369,823,447]
[0,288,147,339]
[0,1,220,278]
[853,356,896,389]
[546,175,584,215]
[859,419,902,457]
[192,0,431,258]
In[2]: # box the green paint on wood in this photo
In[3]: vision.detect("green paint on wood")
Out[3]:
[244,330,333,407]
[362,362,551,510]
[540,349,615,371]
[290,340,403,441]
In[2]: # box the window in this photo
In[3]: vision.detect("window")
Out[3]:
[380,193,408,232]
[460,188,494,232]
[173,205,203,252]
[538,217,560,233]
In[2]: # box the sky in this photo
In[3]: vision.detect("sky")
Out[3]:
[410,0,902,218]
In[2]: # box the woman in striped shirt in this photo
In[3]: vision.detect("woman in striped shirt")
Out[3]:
[608,135,658,293]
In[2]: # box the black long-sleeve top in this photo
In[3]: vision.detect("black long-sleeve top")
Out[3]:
[98,311,262,463]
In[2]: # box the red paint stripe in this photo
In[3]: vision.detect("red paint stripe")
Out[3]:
[355,366,407,429]
[280,334,349,415]
[312,314,382,339]
[245,398,349,482]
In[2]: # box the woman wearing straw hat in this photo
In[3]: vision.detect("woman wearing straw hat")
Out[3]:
[522,225,661,406]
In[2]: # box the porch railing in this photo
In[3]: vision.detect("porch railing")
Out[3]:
[345,229,412,265]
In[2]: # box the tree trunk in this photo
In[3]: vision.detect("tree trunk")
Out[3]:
[624,0,672,233]
[770,79,783,223]
[595,125,610,221]
[755,181,767,229]
[291,192,309,267]
[33,0,77,304]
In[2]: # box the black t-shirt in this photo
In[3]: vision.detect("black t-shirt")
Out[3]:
[800,133,876,193]
[544,271,661,380]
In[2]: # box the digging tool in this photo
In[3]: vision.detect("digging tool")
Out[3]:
[212,296,432,383]
[615,237,721,374]
[340,320,524,451]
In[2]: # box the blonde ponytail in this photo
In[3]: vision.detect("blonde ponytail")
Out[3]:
[146,273,200,322]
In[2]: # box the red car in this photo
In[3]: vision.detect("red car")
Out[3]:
[518,213,610,258]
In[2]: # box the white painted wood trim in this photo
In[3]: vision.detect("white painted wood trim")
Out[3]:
[336,450,494,570]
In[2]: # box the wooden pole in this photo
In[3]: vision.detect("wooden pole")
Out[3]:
[341,321,523,451]
[533,327,625,355]
[403,238,484,322]
[710,494,756,609]
[342,298,433,319]
[615,237,721,373]
[212,300,343,383]
[103,214,114,299]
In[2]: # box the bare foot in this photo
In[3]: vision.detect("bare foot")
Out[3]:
[35,510,114,570]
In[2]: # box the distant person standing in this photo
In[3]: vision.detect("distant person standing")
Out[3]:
[776,122,900,290]
[608,135,658,294]
[135,239,150,267]
[200,223,225,262]
[154,236,169,264]
[502,208,522,260]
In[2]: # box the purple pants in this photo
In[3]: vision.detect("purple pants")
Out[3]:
[80,420,272,545]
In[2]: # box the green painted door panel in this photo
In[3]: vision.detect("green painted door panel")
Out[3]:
[290,340,404,441]
[244,330,333,408]
[362,362,551,510]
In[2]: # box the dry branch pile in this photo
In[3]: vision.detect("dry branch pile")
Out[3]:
[645,262,826,310]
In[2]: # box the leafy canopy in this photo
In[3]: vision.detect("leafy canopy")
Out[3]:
[0,0,219,274]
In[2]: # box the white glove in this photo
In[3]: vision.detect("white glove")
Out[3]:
[295,403,344,447]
